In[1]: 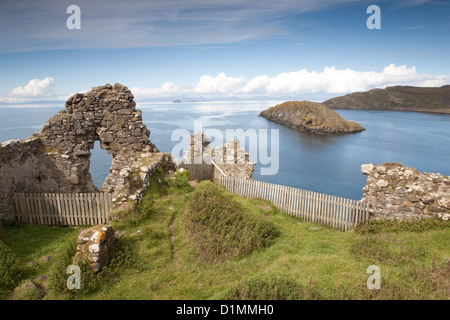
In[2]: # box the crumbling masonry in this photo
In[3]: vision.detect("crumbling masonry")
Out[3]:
[0,83,174,220]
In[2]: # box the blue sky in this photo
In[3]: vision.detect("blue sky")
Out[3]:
[0,0,449,103]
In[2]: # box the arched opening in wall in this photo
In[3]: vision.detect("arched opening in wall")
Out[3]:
[89,140,113,190]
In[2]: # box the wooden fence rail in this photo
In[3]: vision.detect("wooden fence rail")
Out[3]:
[13,193,113,226]
[218,176,370,231]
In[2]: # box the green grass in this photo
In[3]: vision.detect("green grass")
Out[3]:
[0,222,79,299]
[1,173,449,300]
[0,240,22,295]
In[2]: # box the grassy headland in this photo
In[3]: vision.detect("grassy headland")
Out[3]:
[323,85,450,114]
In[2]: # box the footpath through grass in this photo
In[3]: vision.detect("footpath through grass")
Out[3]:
[1,170,449,300]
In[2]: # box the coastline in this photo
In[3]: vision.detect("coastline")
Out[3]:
[328,106,450,115]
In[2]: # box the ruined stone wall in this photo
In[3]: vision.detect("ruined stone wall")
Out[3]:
[74,224,116,272]
[211,139,255,182]
[0,138,67,193]
[0,83,172,220]
[181,132,255,182]
[0,193,14,221]
[361,162,450,220]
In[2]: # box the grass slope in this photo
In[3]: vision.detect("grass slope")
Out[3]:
[0,172,449,300]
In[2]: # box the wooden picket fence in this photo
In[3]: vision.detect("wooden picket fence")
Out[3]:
[13,193,112,226]
[188,162,215,181]
[218,176,370,231]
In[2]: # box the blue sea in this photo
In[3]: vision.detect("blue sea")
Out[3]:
[1,101,449,200]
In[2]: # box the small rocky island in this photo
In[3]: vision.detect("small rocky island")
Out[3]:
[259,101,365,135]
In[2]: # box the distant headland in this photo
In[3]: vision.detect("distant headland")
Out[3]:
[323,85,450,114]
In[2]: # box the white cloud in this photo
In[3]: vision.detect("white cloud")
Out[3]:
[257,64,447,95]
[0,77,65,104]
[240,75,270,94]
[132,64,450,100]
[9,77,55,98]
[193,72,246,94]
[132,82,181,98]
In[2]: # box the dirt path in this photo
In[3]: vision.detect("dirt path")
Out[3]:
[168,210,180,265]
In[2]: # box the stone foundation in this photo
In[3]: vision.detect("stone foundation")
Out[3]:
[361,162,450,220]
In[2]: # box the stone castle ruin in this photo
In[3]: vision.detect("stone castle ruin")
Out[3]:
[181,131,256,182]
[1,83,447,225]
[0,83,174,220]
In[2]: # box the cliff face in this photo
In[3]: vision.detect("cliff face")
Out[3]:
[323,85,450,114]
[259,101,365,135]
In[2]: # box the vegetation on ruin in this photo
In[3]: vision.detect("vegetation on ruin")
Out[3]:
[354,218,450,234]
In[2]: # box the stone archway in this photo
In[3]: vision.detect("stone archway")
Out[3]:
[39,83,159,195]
[0,83,173,217]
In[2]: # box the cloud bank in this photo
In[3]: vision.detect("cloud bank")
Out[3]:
[131,64,450,100]
[1,64,448,104]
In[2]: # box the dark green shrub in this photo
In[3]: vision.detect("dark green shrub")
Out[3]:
[184,181,279,263]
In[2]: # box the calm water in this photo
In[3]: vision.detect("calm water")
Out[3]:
[1,101,449,200]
